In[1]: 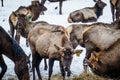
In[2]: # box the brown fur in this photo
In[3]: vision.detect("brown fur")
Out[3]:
[15,13,68,45]
[28,28,69,59]
[110,0,117,6]
[66,24,90,48]
[88,39,120,79]
[29,0,47,21]
[0,26,30,80]
[66,19,120,49]
[66,19,120,74]
[68,0,106,23]
[83,25,120,74]
[9,1,47,39]
[15,14,69,72]
[28,27,76,80]
[83,26,120,50]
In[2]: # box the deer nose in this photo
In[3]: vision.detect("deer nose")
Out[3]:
[18,22,23,27]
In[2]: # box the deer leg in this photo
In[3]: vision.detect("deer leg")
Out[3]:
[26,39,29,47]
[83,49,94,73]
[44,58,47,70]
[83,58,89,73]
[32,53,38,80]
[110,1,115,21]
[67,68,71,77]
[48,58,54,80]
[41,0,46,5]
[83,39,97,73]
[0,55,7,80]
[116,10,120,20]
[59,1,62,15]
[35,53,42,80]
[1,0,3,7]
[59,61,65,79]
[83,47,90,73]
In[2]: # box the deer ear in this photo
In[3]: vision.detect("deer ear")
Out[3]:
[89,52,96,62]
[54,44,60,50]
[93,0,100,2]
[93,0,96,2]
[54,44,66,52]
[92,51,100,61]
[12,11,18,17]
[54,44,62,50]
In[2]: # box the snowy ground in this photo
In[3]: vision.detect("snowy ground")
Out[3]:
[0,0,112,80]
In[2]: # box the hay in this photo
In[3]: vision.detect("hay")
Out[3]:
[68,72,110,80]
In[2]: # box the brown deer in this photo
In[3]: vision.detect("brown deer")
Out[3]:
[68,0,106,23]
[28,27,82,80]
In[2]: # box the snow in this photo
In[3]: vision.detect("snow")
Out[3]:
[0,0,112,79]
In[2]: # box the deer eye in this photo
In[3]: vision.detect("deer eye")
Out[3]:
[98,60,102,65]
[18,22,22,26]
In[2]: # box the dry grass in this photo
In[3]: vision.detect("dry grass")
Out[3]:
[2,74,18,80]
[44,74,63,80]
[68,72,110,80]
[44,72,112,80]
[2,72,113,80]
